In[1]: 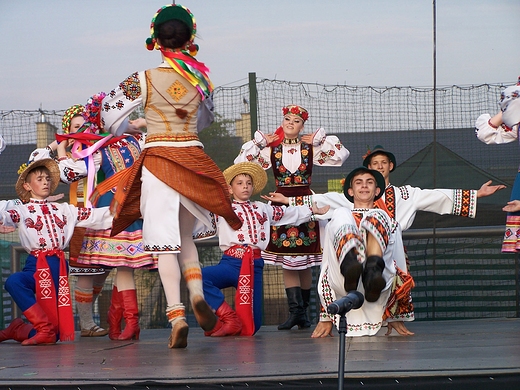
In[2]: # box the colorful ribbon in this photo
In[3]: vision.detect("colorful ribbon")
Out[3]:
[161,49,214,98]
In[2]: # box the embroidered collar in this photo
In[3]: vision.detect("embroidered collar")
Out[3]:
[282,138,300,145]
[232,200,251,205]
[29,199,48,204]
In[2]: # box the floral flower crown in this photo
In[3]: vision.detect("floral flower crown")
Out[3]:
[282,105,309,122]
[62,104,84,133]
[80,92,106,133]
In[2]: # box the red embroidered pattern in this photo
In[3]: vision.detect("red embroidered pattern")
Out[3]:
[335,232,359,260]
[364,214,390,247]
[385,186,396,218]
[119,72,141,101]
[8,210,20,223]
[457,189,473,217]
[77,208,92,221]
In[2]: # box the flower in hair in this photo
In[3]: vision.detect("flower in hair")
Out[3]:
[282,105,309,122]
[17,163,28,175]
[362,146,372,161]
[81,92,106,133]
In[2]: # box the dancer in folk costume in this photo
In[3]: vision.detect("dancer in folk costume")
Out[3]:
[313,167,411,337]
[476,77,520,251]
[234,105,349,330]
[27,104,110,338]
[202,162,329,337]
[0,159,112,345]
[95,4,241,348]
[269,145,504,335]
[57,93,156,341]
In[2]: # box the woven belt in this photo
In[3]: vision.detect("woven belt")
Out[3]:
[224,245,261,260]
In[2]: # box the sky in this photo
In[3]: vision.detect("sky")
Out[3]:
[0,0,518,110]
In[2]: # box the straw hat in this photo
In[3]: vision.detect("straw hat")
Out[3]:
[16,158,60,201]
[343,166,386,203]
[223,162,268,196]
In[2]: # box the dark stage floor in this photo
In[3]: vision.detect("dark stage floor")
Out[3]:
[0,318,519,389]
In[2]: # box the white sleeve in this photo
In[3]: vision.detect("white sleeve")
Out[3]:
[102,71,144,137]
[234,130,272,169]
[475,113,517,145]
[395,186,477,231]
[57,152,102,184]
[311,128,350,166]
[268,204,313,226]
[288,191,352,220]
[70,205,113,230]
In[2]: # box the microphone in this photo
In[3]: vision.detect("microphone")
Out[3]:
[327,291,364,316]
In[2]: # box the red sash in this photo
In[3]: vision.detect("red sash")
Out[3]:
[224,245,261,336]
[32,249,75,341]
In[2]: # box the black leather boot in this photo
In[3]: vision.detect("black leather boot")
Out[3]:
[278,287,307,330]
[301,289,312,328]
[362,255,386,302]
[340,248,363,292]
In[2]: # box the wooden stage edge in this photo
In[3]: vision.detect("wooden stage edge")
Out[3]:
[0,317,519,388]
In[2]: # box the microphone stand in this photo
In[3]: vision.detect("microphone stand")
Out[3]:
[337,312,347,390]
[328,291,363,390]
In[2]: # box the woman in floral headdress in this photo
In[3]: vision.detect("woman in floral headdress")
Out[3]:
[56,93,157,342]
[96,4,241,349]
[234,105,350,330]
[26,104,110,338]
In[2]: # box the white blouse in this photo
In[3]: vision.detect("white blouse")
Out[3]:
[216,200,314,252]
[234,128,350,172]
[0,199,112,253]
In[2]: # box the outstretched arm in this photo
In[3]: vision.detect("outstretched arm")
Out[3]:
[503,200,520,213]
[260,192,289,204]
[311,202,330,215]
[476,180,506,198]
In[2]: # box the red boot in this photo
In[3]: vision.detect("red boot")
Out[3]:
[204,302,242,337]
[107,286,124,340]
[118,289,140,340]
[21,304,56,346]
[0,318,32,343]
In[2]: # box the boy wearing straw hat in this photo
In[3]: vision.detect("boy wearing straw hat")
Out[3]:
[202,162,329,337]
[0,159,113,345]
